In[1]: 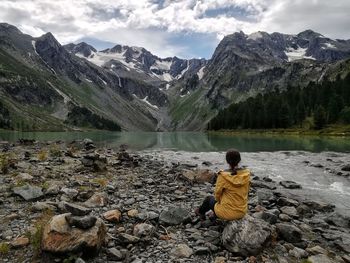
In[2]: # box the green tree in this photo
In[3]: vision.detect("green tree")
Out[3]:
[314,105,327,129]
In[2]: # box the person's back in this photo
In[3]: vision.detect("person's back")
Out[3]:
[196,149,250,221]
[214,168,250,220]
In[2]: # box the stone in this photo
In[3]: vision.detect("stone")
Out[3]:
[256,189,274,203]
[170,244,193,258]
[325,212,350,228]
[280,206,298,218]
[222,215,272,256]
[10,236,29,248]
[308,255,334,263]
[42,213,106,255]
[194,246,210,255]
[63,202,92,216]
[289,247,308,258]
[61,188,79,199]
[302,200,335,212]
[13,185,44,201]
[253,211,278,224]
[341,164,350,172]
[279,181,302,189]
[65,214,97,229]
[159,207,191,225]
[133,223,155,238]
[81,154,107,171]
[31,202,56,212]
[214,257,226,263]
[127,209,138,217]
[117,233,140,244]
[103,209,122,223]
[279,214,292,223]
[182,169,216,183]
[17,172,33,181]
[276,223,302,243]
[277,197,299,207]
[107,248,124,261]
[306,245,327,255]
[136,211,159,221]
[83,192,108,208]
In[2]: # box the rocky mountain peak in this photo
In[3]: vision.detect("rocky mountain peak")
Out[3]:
[64,42,97,57]
[297,29,324,39]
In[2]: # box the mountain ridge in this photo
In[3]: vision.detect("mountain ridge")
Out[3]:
[1,22,350,131]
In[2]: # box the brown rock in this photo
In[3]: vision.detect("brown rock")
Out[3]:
[41,213,106,255]
[127,209,138,218]
[83,192,108,208]
[182,169,216,183]
[11,236,29,248]
[103,209,122,223]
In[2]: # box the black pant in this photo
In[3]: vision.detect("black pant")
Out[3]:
[199,196,216,216]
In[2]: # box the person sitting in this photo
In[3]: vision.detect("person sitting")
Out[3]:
[196,149,250,220]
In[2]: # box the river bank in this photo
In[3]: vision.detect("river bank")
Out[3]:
[209,124,350,137]
[0,140,349,263]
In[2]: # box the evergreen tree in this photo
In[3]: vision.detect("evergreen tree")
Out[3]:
[314,105,327,129]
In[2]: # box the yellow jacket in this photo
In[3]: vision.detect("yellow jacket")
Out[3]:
[214,169,250,220]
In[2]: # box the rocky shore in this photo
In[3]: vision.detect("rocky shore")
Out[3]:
[0,139,349,263]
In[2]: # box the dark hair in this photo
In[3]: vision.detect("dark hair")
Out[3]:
[226,149,241,168]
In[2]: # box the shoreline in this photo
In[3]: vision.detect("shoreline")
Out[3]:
[209,125,350,137]
[0,140,349,262]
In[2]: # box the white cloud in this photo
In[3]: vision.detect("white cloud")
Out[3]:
[0,0,349,57]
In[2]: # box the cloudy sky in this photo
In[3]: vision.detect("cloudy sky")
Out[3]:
[0,0,349,58]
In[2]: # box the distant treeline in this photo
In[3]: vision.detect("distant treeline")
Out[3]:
[0,101,12,129]
[209,73,350,130]
[65,106,121,131]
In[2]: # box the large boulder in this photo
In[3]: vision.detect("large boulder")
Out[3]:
[159,207,191,225]
[41,213,106,255]
[222,215,272,256]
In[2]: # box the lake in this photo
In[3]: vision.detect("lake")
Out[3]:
[0,131,350,152]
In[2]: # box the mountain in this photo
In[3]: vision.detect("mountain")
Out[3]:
[0,23,350,131]
[0,23,168,131]
[64,42,206,83]
[165,30,350,130]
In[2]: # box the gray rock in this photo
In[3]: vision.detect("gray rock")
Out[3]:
[170,244,193,258]
[107,248,124,261]
[277,197,299,207]
[31,202,56,212]
[136,211,159,221]
[325,212,350,228]
[341,164,350,171]
[308,255,334,263]
[302,200,334,212]
[159,207,191,225]
[117,233,140,244]
[222,215,272,256]
[253,211,278,224]
[276,223,302,243]
[289,247,308,258]
[280,206,298,217]
[133,223,155,238]
[13,185,44,201]
[279,181,302,189]
[61,188,79,199]
[63,202,92,216]
[65,214,97,229]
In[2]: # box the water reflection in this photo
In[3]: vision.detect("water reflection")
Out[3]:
[0,130,349,152]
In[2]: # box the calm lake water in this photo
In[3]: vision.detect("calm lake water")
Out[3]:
[0,131,349,152]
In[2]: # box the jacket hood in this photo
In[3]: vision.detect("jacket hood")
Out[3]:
[219,169,250,186]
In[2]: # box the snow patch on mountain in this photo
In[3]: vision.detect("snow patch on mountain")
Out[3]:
[248,32,263,40]
[285,47,316,62]
[197,66,205,80]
